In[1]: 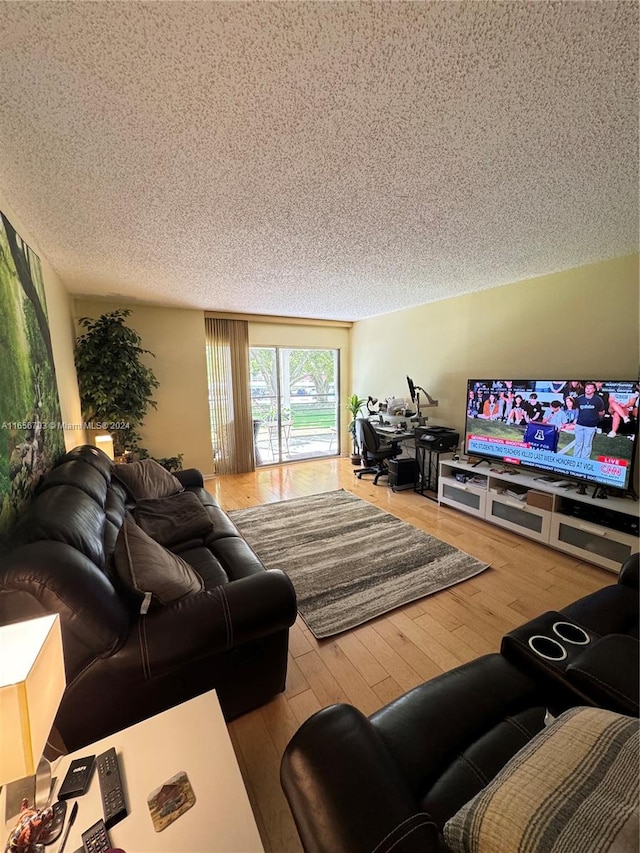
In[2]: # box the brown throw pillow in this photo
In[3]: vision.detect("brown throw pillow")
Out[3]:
[114,458,184,500]
[114,516,203,609]
[133,492,212,548]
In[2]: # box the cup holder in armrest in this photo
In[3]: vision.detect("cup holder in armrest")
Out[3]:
[502,612,597,675]
[552,621,590,645]
[527,635,568,662]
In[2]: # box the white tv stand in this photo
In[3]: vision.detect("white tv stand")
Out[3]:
[438,458,639,573]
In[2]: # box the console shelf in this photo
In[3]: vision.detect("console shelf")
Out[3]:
[438,459,639,573]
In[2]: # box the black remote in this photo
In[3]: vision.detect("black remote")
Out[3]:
[58,755,96,800]
[95,747,127,829]
[81,818,111,853]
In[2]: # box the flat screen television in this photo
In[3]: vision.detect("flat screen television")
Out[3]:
[464,379,639,492]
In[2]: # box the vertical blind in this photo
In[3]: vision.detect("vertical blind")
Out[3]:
[204,317,255,474]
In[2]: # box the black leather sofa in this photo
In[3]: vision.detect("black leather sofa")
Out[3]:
[281,554,639,853]
[0,445,297,751]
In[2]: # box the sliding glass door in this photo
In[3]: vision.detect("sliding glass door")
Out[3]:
[250,347,339,465]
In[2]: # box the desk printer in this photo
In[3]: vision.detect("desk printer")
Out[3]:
[414,425,459,452]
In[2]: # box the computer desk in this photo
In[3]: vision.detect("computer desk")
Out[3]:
[373,424,416,443]
[373,423,456,499]
[370,424,415,485]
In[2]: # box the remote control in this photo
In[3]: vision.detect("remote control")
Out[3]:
[81,819,111,853]
[96,747,128,829]
[58,754,96,799]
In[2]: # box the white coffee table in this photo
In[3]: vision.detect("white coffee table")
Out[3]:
[48,690,264,853]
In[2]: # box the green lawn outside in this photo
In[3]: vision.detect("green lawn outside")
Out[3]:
[252,398,337,431]
[291,405,336,429]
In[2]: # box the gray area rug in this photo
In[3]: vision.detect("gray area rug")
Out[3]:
[228,489,490,638]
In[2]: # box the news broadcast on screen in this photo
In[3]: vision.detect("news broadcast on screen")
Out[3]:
[464,379,639,492]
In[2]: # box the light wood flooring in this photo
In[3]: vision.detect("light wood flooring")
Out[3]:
[205,457,614,853]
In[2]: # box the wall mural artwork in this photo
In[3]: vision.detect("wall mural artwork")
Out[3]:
[0,211,65,538]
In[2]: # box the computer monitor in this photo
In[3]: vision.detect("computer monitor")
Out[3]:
[407,376,416,404]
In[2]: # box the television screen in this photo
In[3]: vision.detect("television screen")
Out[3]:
[464,379,639,492]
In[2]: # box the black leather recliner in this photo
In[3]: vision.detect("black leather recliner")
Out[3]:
[355,418,402,485]
[501,553,639,716]
[281,554,639,853]
[282,654,548,853]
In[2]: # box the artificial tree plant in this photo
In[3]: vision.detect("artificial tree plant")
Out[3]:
[346,394,367,465]
[74,309,159,457]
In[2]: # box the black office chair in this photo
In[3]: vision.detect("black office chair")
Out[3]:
[355,418,402,485]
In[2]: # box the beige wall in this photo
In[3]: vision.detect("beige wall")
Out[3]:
[0,188,84,450]
[68,306,350,474]
[249,321,352,451]
[73,299,213,474]
[72,257,640,477]
[352,254,639,436]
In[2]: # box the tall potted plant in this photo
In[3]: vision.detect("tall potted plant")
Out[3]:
[75,309,159,457]
[346,394,366,465]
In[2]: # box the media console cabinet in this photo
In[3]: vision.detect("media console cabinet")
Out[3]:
[438,458,639,573]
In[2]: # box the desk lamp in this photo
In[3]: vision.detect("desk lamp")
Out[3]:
[0,614,66,831]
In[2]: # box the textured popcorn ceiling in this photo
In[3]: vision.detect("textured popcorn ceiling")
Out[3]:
[0,1,637,321]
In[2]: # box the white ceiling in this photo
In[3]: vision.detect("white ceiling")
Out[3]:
[0,1,637,322]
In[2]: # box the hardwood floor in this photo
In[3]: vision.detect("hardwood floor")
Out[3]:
[206,457,614,853]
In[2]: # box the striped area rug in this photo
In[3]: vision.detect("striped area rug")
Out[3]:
[228,489,490,638]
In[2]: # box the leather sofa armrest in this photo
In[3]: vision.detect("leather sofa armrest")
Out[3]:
[566,634,639,716]
[173,468,204,489]
[618,552,639,590]
[281,704,443,853]
[221,566,297,639]
[140,569,297,675]
[0,542,130,670]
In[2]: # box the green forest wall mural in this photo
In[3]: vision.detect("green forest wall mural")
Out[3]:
[0,211,65,538]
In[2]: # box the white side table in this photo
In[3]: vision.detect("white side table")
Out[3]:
[46,690,264,853]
